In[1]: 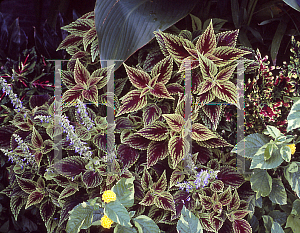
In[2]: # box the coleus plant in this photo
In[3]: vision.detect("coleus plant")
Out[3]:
[0,11,260,233]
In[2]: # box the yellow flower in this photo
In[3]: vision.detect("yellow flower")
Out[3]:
[102,190,116,203]
[100,215,113,229]
[287,144,296,155]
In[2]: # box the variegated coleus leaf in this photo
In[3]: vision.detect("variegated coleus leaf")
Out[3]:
[195,19,217,55]
[152,170,167,192]
[143,103,162,126]
[82,170,103,189]
[168,136,190,169]
[83,26,97,51]
[122,133,150,150]
[232,219,252,233]
[58,185,79,200]
[117,144,140,169]
[25,191,45,209]
[62,59,102,105]
[150,55,173,84]
[212,80,238,107]
[199,213,215,232]
[40,199,56,224]
[56,34,83,50]
[212,46,251,67]
[153,30,194,63]
[141,168,153,191]
[228,189,240,212]
[148,205,165,223]
[123,63,151,89]
[162,113,185,132]
[200,104,224,131]
[54,156,88,179]
[191,123,219,141]
[10,195,27,221]
[16,176,37,194]
[216,29,239,47]
[136,121,169,141]
[210,180,224,192]
[209,212,224,232]
[61,18,94,36]
[169,169,185,188]
[218,166,244,188]
[196,136,234,148]
[67,50,90,72]
[219,187,232,206]
[154,191,176,214]
[147,140,169,168]
[116,90,148,117]
[139,190,156,206]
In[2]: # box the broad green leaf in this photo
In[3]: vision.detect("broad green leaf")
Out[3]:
[112,177,135,208]
[133,215,160,233]
[94,0,199,70]
[291,199,300,217]
[284,162,300,198]
[264,143,274,161]
[286,162,298,173]
[177,206,203,233]
[287,99,300,132]
[280,145,292,162]
[250,169,272,197]
[114,225,137,233]
[250,144,284,169]
[286,214,300,233]
[271,221,284,233]
[66,201,95,233]
[265,125,284,139]
[105,199,132,227]
[269,178,287,205]
[262,215,274,232]
[269,210,288,226]
[231,133,270,158]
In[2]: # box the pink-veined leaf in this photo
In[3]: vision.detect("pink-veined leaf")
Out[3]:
[116,90,147,117]
[147,140,169,168]
[123,63,151,89]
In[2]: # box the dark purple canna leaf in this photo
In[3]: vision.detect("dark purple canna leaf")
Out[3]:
[54,156,88,179]
[218,166,244,188]
[147,140,168,168]
[25,191,45,209]
[117,144,140,169]
[40,199,56,224]
[216,30,239,47]
[16,176,37,194]
[139,190,156,206]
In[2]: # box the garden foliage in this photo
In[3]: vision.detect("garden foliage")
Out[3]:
[0,4,300,233]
